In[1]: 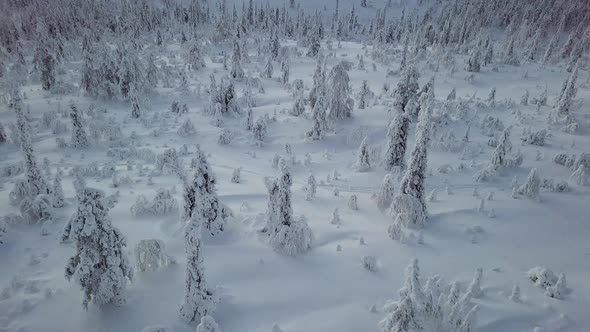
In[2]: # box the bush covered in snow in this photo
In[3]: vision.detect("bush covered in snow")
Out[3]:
[131,189,178,217]
[379,259,479,332]
[134,239,173,272]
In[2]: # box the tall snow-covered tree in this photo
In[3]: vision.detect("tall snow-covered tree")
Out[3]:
[465,48,481,72]
[61,188,133,309]
[309,58,326,109]
[399,94,432,215]
[392,63,419,114]
[230,41,245,80]
[52,172,65,208]
[556,64,578,116]
[354,137,371,172]
[70,104,89,148]
[12,93,50,197]
[0,122,7,144]
[503,36,520,66]
[182,147,228,236]
[179,205,216,322]
[307,95,328,140]
[375,173,395,212]
[384,104,410,170]
[327,62,354,120]
[268,166,313,255]
[38,45,56,91]
[358,80,372,110]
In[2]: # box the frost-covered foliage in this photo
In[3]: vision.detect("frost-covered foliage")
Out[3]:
[383,107,410,170]
[348,194,359,210]
[380,259,478,332]
[196,315,221,332]
[208,76,240,116]
[131,189,178,216]
[521,128,546,146]
[0,220,6,244]
[304,174,317,201]
[155,148,183,177]
[392,63,419,115]
[231,167,241,184]
[61,188,133,309]
[309,58,326,110]
[390,194,427,232]
[252,118,267,143]
[19,194,53,224]
[217,128,233,145]
[475,126,521,182]
[267,166,313,256]
[399,96,432,216]
[570,165,588,186]
[178,118,197,137]
[528,266,568,299]
[0,122,8,144]
[357,80,373,110]
[362,255,378,272]
[182,147,229,236]
[354,137,371,172]
[179,207,216,322]
[69,104,89,148]
[134,239,173,272]
[327,62,354,120]
[307,95,328,140]
[375,173,395,213]
[516,168,541,200]
[11,94,50,199]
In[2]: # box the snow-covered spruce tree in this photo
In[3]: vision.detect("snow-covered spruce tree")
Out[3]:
[12,93,50,197]
[291,92,306,117]
[307,31,321,58]
[0,122,7,144]
[383,105,410,171]
[261,177,280,236]
[230,41,245,81]
[182,147,228,236]
[399,96,432,217]
[503,36,520,66]
[465,48,481,72]
[556,64,578,117]
[305,174,317,201]
[252,117,267,143]
[307,95,328,140]
[354,137,371,172]
[263,57,273,79]
[61,188,133,309]
[570,165,588,186]
[269,165,313,256]
[358,80,372,110]
[130,90,141,119]
[327,62,354,120]
[517,168,540,201]
[179,205,216,323]
[38,45,56,91]
[309,58,326,110]
[244,107,253,131]
[70,104,89,148]
[392,63,419,115]
[52,172,65,208]
[375,173,395,212]
[231,167,241,184]
[280,59,290,85]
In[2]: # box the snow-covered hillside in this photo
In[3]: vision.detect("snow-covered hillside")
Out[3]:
[0,0,589,331]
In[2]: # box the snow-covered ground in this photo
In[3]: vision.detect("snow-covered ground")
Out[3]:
[1,1,590,332]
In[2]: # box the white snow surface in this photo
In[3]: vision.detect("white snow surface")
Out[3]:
[1,3,590,332]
